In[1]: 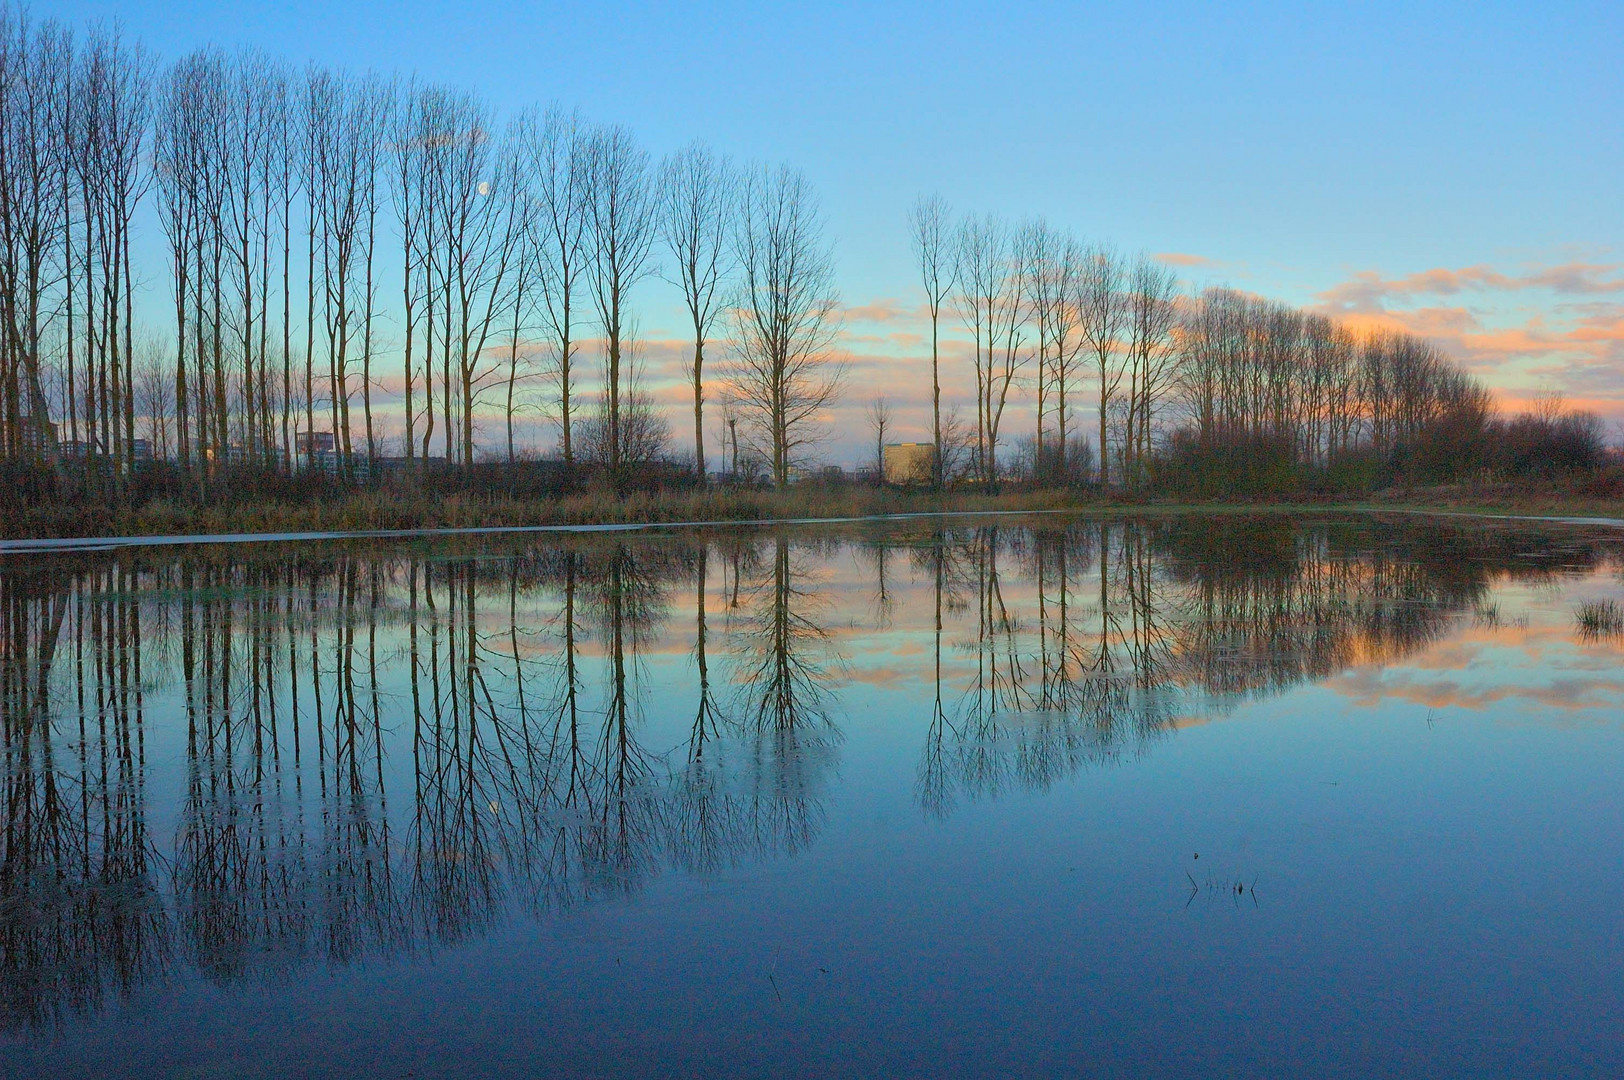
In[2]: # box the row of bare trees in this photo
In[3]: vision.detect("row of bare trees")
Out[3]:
[0,6,844,495]
[1173,288,1492,474]
[0,4,1593,501]
[909,198,1182,489]
[0,13,148,492]
[909,195,1536,490]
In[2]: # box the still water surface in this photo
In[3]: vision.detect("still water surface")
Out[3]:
[2,513,1622,1078]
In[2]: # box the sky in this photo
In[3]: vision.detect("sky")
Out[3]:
[45,0,1624,463]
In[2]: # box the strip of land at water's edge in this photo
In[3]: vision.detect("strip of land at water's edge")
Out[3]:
[3,482,1622,546]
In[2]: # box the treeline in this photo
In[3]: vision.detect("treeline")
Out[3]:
[0,5,1611,509]
[908,202,1614,494]
[1164,289,1609,493]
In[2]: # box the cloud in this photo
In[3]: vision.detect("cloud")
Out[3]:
[1337,305,1624,375]
[1318,262,1624,314]
[1153,252,1217,268]
[1309,259,1624,416]
[841,297,924,325]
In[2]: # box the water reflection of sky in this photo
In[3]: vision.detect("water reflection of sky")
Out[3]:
[3,514,1622,1079]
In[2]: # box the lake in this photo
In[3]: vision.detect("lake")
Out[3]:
[2,512,1622,1079]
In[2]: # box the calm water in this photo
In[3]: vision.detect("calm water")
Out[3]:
[2,513,1622,1079]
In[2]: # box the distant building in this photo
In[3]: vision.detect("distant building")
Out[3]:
[296,430,336,455]
[17,416,57,456]
[882,442,935,485]
[818,464,845,483]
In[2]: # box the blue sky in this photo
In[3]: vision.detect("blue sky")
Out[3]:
[48,0,1624,457]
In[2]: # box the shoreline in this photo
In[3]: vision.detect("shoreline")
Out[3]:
[4,490,1623,554]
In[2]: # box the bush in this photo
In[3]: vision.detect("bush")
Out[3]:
[0,458,58,509]
[1389,405,1494,484]
[1009,434,1096,488]
[1492,407,1608,478]
[1151,428,1302,497]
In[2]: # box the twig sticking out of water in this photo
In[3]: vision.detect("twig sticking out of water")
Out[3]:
[1186,869,1260,908]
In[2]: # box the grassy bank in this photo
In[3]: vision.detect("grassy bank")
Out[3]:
[0,486,1080,540]
[3,481,1620,541]
[1352,482,1624,521]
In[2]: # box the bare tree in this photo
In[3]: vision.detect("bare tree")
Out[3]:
[268,58,294,467]
[414,86,523,467]
[658,141,733,482]
[909,194,954,487]
[135,330,173,459]
[1122,255,1178,486]
[1077,245,1126,486]
[519,105,587,468]
[954,213,1025,485]
[582,123,655,478]
[578,329,668,468]
[222,50,273,464]
[1018,221,1083,484]
[353,76,387,464]
[304,66,356,466]
[0,10,71,466]
[866,395,891,483]
[726,165,842,489]
[66,23,151,487]
[389,77,425,464]
[953,214,999,483]
[502,174,537,464]
[304,70,387,471]
[153,53,197,468]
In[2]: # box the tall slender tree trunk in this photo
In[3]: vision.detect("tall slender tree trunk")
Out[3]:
[692,338,705,480]
[560,297,572,468]
[303,211,315,471]
[930,310,940,488]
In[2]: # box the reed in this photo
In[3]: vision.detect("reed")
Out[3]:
[1574,599,1624,640]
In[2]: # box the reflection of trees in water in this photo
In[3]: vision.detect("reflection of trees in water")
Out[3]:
[162,557,409,996]
[727,536,843,859]
[554,542,672,903]
[917,522,1179,814]
[915,516,1617,814]
[0,563,166,1029]
[1,517,1615,1029]
[1154,517,1498,702]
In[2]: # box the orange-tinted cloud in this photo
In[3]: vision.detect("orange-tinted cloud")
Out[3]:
[1314,261,1624,417]
[1319,262,1624,314]
[1153,252,1217,268]
[842,297,925,325]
